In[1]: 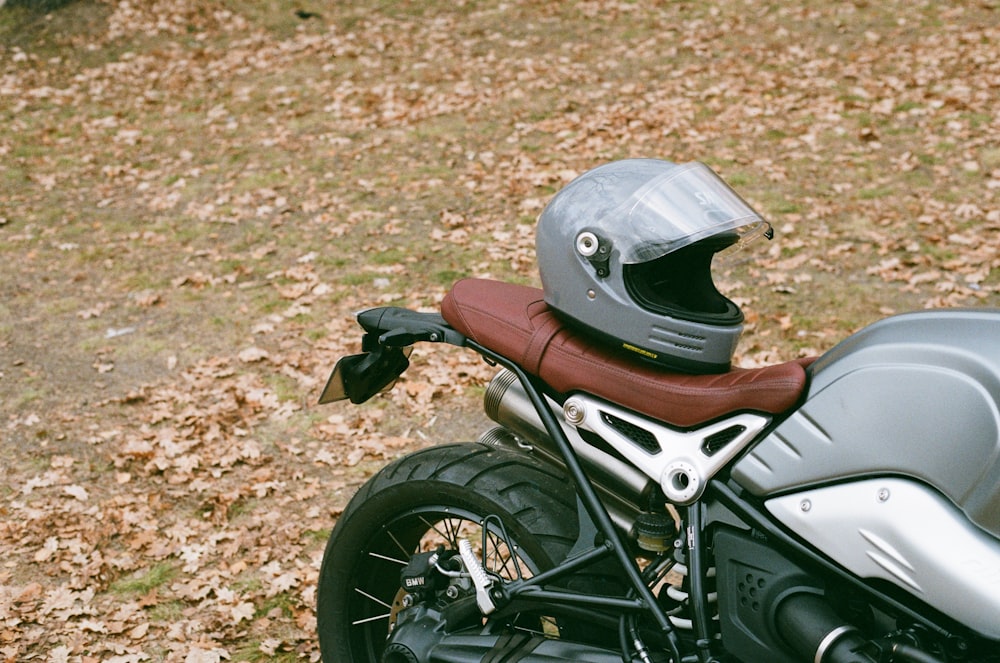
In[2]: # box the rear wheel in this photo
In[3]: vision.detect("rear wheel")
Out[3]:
[316,442,581,662]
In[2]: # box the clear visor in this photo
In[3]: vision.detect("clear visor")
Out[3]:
[595,162,770,264]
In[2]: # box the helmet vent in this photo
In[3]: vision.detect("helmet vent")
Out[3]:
[650,326,707,353]
[600,411,660,455]
[672,343,704,353]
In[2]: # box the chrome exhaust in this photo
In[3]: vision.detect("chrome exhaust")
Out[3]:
[480,369,654,533]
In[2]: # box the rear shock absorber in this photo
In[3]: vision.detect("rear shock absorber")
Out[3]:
[657,547,718,633]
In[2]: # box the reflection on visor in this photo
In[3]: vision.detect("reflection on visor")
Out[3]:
[730,218,774,249]
[597,162,770,264]
[715,219,775,263]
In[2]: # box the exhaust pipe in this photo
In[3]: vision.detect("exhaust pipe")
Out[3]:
[480,369,654,533]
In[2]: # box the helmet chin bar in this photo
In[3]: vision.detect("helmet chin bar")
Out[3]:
[562,393,770,505]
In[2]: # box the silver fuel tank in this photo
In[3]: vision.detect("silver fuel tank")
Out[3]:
[733,308,1000,539]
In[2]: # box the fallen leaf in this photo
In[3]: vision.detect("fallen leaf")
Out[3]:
[63,485,89,502]
[238,347,270,363]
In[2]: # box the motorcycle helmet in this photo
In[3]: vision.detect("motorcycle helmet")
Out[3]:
[536,159,772,374]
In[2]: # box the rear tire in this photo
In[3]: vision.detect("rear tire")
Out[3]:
[316,442,581,662]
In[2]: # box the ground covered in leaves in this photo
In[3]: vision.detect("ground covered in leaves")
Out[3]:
[1,0,998,660]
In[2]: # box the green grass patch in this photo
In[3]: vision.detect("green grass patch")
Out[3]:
[893,101,923,113]
[148,599,185,622]
[264,373,299,402]
[302,528,331,543]
[256,591,295,619]
[110,562,179,596]
[857,187,895,200]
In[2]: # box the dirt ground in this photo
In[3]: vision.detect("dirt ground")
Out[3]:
[1,0,998,660]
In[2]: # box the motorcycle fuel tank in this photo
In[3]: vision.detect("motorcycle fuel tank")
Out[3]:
[733,308,1000,540]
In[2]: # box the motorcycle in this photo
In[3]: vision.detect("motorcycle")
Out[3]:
[314,159,1000,663]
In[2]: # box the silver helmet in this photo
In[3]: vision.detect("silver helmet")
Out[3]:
[536,159,771,373]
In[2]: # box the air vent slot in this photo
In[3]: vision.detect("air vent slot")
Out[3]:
[600,411,660,455]
[672,343,704,352]
[702,425,747,456]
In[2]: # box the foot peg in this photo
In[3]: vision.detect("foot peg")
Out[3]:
[458,539,496,615]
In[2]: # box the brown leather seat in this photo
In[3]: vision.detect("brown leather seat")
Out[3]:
[441,278,810,428]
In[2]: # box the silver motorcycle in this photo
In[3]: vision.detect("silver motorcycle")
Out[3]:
[315,160,1000,663]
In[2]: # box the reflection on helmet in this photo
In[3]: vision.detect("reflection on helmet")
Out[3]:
[536,159,771,374]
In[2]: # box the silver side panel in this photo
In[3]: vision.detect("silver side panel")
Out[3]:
[767,479,1000,638]
[733,309,1000,538]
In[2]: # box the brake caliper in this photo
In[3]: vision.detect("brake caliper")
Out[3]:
[400,545,454,601]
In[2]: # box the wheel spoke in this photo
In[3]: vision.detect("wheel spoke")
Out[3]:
[386,529,410,558]
[355,586,392,610]
[420,515,462,548]
[352,612,391,626]
[484,530,520,580]
[441,516,461,547]
[368,551,408,566]
[418,514,446,545]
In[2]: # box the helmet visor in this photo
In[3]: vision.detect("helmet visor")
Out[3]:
[599,162,770,264]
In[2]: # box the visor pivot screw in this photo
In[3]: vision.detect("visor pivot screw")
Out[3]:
[576,232,599,257]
